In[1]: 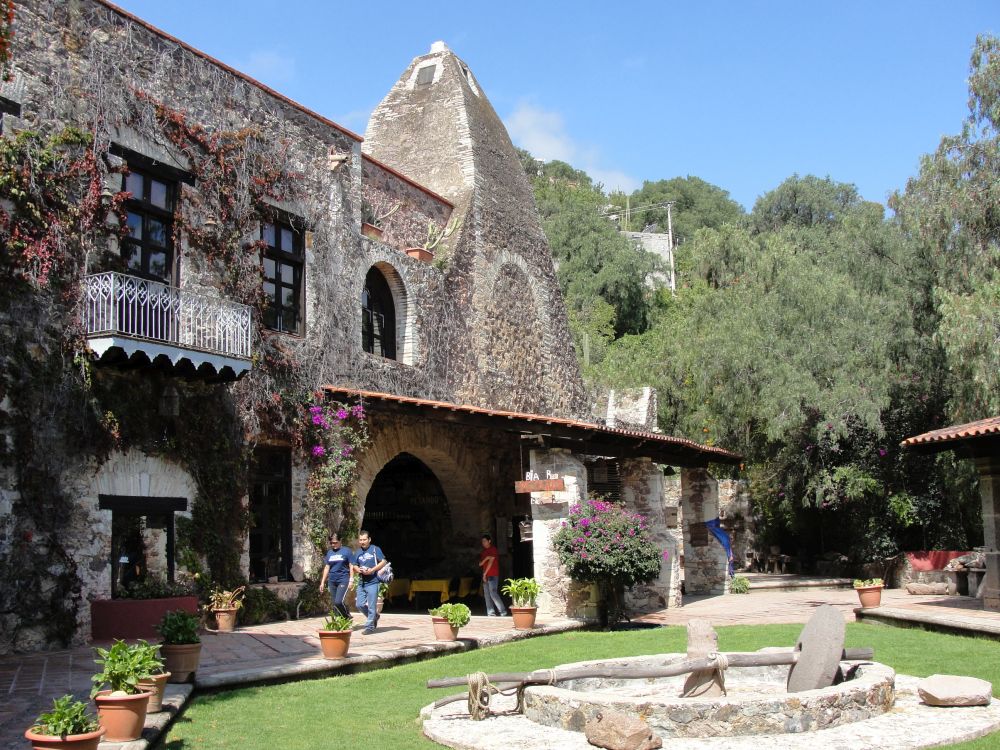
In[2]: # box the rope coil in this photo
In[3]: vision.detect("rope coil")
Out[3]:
[708,652,730,671]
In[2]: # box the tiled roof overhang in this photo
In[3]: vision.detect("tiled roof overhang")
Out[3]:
[321,386,741,467]
[901,416,1000,457]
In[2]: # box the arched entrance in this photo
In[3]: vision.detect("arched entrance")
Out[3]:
[361,452,452,581]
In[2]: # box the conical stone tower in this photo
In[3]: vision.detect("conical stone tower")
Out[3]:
[364,42,587,418]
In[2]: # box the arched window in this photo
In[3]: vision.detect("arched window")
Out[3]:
[362,267,396,359]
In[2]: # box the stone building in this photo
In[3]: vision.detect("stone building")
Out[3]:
[0,0,737,654]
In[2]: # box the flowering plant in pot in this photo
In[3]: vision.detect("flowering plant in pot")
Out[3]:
[853,578,884,608]
[317,611,354,659]
[501,577,541,630]
[207,585,245,632]
[429,602,471,641]
[89,640,158,742]
[24,694,105,750]
[155,609,202,683]
[553,496,663,627]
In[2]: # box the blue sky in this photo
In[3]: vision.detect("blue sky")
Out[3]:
[108,1,997,209]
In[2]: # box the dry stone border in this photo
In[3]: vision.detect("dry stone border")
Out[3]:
[421,674,1000,749]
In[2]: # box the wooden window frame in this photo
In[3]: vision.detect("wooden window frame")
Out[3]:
[261,217,305,336]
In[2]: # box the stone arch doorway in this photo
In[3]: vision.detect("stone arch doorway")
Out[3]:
[361,452,452,581]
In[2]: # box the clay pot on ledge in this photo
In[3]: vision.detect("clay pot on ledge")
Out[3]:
[510,606,538,630]
[405,247,434,263]
[24,726,106,750]
[317,629,352,659]
[93,690,152,743]
[213,607,238,632]
[160,642,202,683]
[432,616,459,641]
[855,585,883,608]
[362,222,383,241]
[136,671,172,713]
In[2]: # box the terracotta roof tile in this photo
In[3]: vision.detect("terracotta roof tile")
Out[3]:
[321,385,741,463]
[901,416,1000,448]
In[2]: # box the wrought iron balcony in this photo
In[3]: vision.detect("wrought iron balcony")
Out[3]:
[82,272,253,379]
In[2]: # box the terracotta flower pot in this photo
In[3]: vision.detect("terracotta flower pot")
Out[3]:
[214,607,238,632]
[136,671,171,712]
[856,586,883,608]
[93,690,151,742]
[432,616,459,641]
[24,726,106,750]
[160,642,202,683]
[510,606,538,630]
[405,247,433,263]
[362,222,383,240]
[317,629,352,659]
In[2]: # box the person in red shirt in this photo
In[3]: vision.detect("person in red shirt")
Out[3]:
[478,534,508,616]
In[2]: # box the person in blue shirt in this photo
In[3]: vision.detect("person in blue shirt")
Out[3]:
[318,533,353,619]
[352,530,387,635]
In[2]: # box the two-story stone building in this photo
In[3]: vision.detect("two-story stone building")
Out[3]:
[0,0,736,654]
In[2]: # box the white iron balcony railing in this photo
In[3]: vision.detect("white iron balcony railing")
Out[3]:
[82,272,253,361]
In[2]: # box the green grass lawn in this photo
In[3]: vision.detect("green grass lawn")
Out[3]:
[158,624,1000,749]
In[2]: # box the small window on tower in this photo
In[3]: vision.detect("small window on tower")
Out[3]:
[416,65,436,87]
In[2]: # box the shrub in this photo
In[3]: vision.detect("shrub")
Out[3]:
[429,602,471,628]
[117,577,195,600]
[501,577,541,607]
[30,694,100,738]
[730,575,750,594]
[552,497,662,588]
[156,609,201,645]
[853,578,884,589]
[294,577,329,619]
[240,586,288,626]
[91,639,159,697]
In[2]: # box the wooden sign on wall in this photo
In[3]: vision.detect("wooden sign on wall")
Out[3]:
[514,478,566,494]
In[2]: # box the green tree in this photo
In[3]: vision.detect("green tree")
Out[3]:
[610,176,744,243]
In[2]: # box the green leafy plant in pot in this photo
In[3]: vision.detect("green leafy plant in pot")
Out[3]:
[853,577,884,608]
[90,639,158,742]
[317,611,355,659]
[25,694,105,749]
[429,602,471,641]
[132,640,169,713]
[156,609,202,683]
[207,584,245,632]
[501,577,542,630]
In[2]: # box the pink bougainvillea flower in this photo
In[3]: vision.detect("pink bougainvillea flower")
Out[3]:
[351,404,365,418]
[335,408,348,420]
[662,549,670,560]
[341,446,352,456]
[311,445,326,457]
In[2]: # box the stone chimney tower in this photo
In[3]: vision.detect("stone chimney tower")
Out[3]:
[364,43,587,418]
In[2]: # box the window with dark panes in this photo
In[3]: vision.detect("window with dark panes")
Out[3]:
[261,220,304,334]
[416,64,436,87]
[122,167,175,283]
[362,267,396,359]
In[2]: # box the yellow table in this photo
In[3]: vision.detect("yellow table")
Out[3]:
[386,578,410,602]
[408,578,452,604]
[457,577,481,599]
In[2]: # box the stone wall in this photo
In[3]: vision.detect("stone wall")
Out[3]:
[361,155,454,254]
[719,478,752,572]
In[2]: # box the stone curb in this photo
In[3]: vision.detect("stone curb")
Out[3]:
[97,684,193,750]
[196,619,585,690]
[856,606,1000,640]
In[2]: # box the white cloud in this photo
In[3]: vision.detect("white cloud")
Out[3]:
[504,101,638,193]
[238,50,296,87]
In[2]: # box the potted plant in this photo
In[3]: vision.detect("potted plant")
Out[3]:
[407,217,460,262]
[134,640,170,713]
[501,577,542,630]
[853,578,884,608]
[90,640,158,742]
[429,602,471,641]
[378,581,389,614]
[24,695,105,750]
[156,609,202,683]
[361,197,399,241]
[317,611,354,659]
[208,585,245,632]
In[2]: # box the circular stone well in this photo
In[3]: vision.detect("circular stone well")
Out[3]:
[521,653,895,738]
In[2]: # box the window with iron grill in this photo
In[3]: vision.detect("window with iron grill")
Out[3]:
[362,267,396,359]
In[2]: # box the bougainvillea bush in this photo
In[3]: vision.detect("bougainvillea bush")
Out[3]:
[552,497,663,589]
[299,396,369,551]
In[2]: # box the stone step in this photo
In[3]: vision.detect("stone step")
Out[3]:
[743,575,853,594]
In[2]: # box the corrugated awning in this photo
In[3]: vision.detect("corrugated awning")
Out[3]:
[321,385,741,467]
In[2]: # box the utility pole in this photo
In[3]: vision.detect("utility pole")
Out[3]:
[665,200,676,293]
